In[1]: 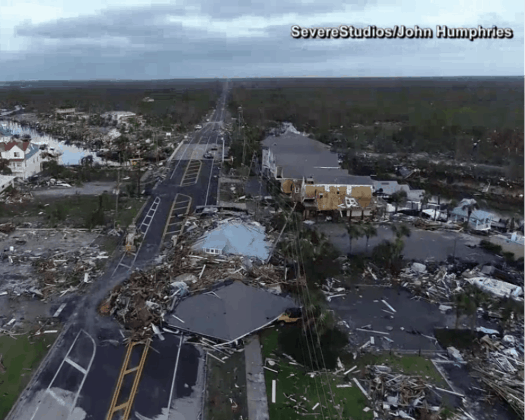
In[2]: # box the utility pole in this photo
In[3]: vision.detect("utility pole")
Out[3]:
[136,151,142,196]
[115,153,121,228]
[255,153,263,221]
[247,151,256,180]
[155,132,159,167]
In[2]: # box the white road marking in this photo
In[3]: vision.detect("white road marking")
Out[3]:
[31,329,96,420]
[166,335,184,411]
[65,357,88,375]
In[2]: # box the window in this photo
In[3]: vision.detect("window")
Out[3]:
[14,152,19,157]
[319,193,323,198]
[295,187,300,193]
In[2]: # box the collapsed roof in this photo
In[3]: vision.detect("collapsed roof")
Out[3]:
[167,280,296,342]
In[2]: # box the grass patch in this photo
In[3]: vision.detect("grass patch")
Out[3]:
[0,332,59,419]
[260,329,372,420]
[205,349,248,420]
[114,198,144,227]
[1,195,143,229]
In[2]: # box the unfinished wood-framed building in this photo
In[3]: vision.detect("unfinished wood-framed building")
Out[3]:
[261,132,376,219]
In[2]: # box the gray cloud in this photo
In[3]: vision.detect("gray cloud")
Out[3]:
[3,2,524,80]
[194,0,370,19]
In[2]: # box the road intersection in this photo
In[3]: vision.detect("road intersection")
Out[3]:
[7,85,229,420]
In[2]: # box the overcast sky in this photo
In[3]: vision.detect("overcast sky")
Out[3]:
[1,0,523,80]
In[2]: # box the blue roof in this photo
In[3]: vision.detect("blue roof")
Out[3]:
[25,143,39,160]
[450,206,494,221]
[192,221,270,259]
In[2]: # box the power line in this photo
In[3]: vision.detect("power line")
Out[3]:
[279,206,329,420]
[271,187,343,419]
[292,213,342,419]
[269,193,336,419]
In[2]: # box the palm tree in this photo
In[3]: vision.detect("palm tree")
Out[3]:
[454,292,477,329]
[362,223,378,253]
[391,190,407,214]
[446,199,458,221]
[346,223,364,256]
[461,199,479,228]
[391,223,411,240]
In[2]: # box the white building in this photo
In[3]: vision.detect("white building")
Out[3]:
[101,111,136,122]
[0,140,46,179]
[0,175,15,193]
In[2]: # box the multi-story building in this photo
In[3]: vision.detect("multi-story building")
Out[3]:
[0,140,45,179]
[261,132,376,219]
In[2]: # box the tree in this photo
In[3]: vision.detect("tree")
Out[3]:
[362,223,378,253]
[391,223,411,240]
[346,223,364,256]
[371,224,411,273]
[454,292,477,329]
[0,158,12,175]
[461,199,479,227]
[390,190,407,213]
[446,199,458,221]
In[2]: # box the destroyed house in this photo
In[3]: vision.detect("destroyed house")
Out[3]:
[293,172,375,219]
[167,280,296,342]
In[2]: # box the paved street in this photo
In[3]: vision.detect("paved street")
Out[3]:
[7,86,229,420]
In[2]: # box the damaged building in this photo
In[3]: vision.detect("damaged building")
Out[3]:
[261,132,376,219]
[167,280,296,342]
[191,219,271,260]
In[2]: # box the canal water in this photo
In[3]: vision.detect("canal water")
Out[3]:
[0,120,117,166]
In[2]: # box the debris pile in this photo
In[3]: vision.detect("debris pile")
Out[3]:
[0,223,15,234]
[470,334,524,417]
[0,188,33,204]
[321,277,347,302]
[361,365,445,420]
[104,211,289,337]
[29,248,106,298]
[396,262,523,304]
[104,269,173,340]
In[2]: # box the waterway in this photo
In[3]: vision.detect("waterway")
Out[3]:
[0,120,117,166]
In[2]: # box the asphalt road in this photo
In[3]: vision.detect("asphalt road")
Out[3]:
[7,86,229,420]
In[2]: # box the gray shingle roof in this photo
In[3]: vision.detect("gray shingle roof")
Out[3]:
[263,133,374,184]
[168,281,295,341]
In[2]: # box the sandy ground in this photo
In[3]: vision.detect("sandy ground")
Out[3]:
[314,222,499,264]
[0,230,100,327]
[31,182,117,198]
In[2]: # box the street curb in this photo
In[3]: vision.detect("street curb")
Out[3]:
[132,198,150,226]
[5,321,73,420]
[167,140,185,163]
